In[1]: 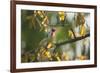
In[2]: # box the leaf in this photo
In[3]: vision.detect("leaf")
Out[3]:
[77,55,87,60]
[68,30,74,38]
[42,16,48,25]
[62,53,69,60]
[44,51,52,60]
[45,51,50,57]
[37,11,44,18]
[76,13,85,26]
[58,11,65,21]
[56,56,61,61]
[47,43,52,49]
[80,24,86,36]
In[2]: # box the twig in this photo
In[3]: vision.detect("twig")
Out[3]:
[55,33,90,46]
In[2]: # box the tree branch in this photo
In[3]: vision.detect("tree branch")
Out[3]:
[55,33,90,46]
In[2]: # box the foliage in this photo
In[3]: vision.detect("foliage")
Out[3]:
[21,10,90,62]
